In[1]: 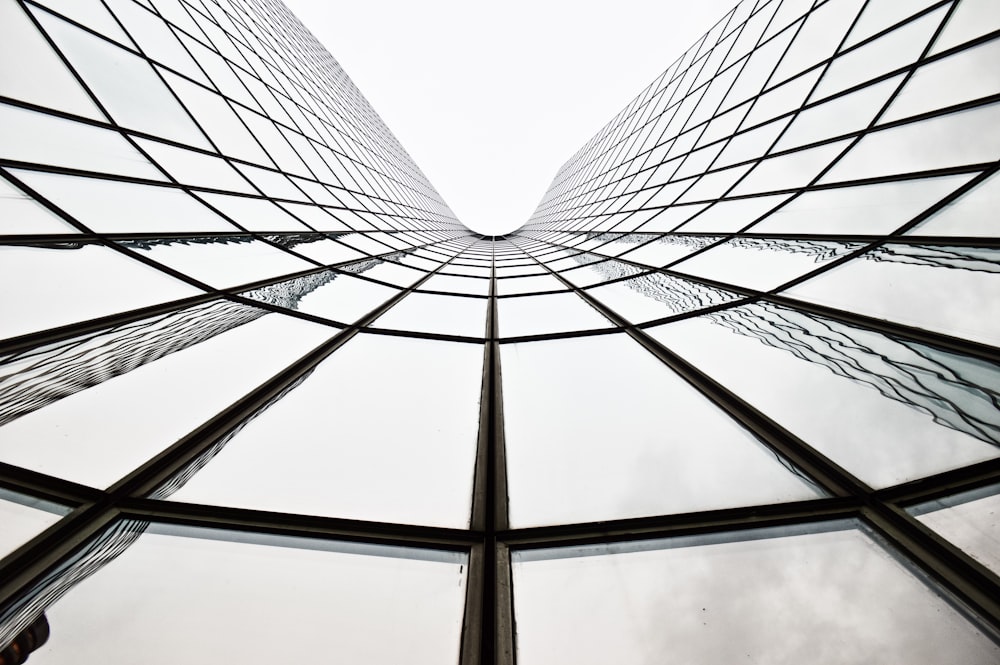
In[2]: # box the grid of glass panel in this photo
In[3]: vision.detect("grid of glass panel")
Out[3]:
[1,0,999,662]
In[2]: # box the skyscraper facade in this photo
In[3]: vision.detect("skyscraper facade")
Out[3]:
[1,0,999,662]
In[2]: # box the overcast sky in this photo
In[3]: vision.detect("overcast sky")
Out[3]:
[281,1,739,234]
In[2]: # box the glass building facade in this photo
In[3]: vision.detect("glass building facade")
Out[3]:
[1,0,999,662]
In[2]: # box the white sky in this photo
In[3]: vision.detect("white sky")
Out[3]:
[282,1,739,234]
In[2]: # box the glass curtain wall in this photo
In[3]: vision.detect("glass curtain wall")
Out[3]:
[1,0,999,662]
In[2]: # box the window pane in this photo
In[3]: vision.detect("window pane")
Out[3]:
[912,484,1000,576]
[0,308,333,487]
[512,522,1000,665]
[498,292,612,337]
[501,334,820,528]
[373,292,487,337]
[785,244,1000,347]
[0,243,200,342]
[649,303,1000,488]
[28,522,467,664]
[167,335,483,528]
[0,488,66,559]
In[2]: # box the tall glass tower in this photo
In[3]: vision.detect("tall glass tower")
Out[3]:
[1,0,999,662]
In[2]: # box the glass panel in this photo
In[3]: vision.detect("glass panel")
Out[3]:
[587,272,742,324]
[242,271,397,324]
[760,0,813,42]
[930,0,1000,54]
[123,236,316,289]
[37,0,134,46]
[619,234,721,268]
[103,0,208,84]
[198,193,310,232]
[233,162,308,201]
[910,171,1000,236]
[29,523,467,664]
[821,103,1000,183]
[714,117,791,169]
[373,292,487,337]
[810,8,945,100]
[740,68,822,129]
[278,236,365,265]
[33,8,210,148]
[649,303,1000,488]
[883,37,1000,123]
[776,76,902,151]
[0,488,66,559]
[672,238,861,292]
[0,104,165,181]
[420,273,491,296]
[845,0,942,47]
[769,0,865,84]
[678,194,790,233]
[785,243,1000,347]
[0,0,103,119]
[634,204,712,232]
[501,334,820,527]
[12,171,236,234]
[161,70,272,165]
[498,292,612,337]
[168,335,482,528]
[912,484,1000,575]
[675,164,753,203]
[730,140,851,196]
[512,522,1000,665]
[0,174,76,235]
[0,243,200,342]
[278,202,351,231]
[0,308,332,487]
[495,274,564,295]
[751,175,973,234]
[133,138,256,193]
[722,27,796,109]
[357,257,426,287]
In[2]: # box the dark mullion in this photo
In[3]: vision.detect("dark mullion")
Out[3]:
[484,244,514,664]
[469,261,496,533]
[119,498,477,550]
[494,542,515,665]
[0,502,118,615]
[461,273,493,662]
[0,463,101,507]
[460,543,486,665]
[876,458,1000,507]
[502,496,861,550]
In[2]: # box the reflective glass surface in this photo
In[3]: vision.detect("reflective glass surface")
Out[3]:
[0,489,66,560]
[0,309,334,487]
[3,0,1000,658]
[650,305,1000,488]
[786,244,1000,347]
[29,523,468,664]
[912,484,1000,576]
[512,523,1000,665]
[168,334,483,528]
[0,243,201,341]
[502,335,820,527]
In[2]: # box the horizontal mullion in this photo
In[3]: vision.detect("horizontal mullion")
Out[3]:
[500,497,861,550]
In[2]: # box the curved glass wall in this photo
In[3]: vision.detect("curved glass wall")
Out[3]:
[1,0,999,662]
